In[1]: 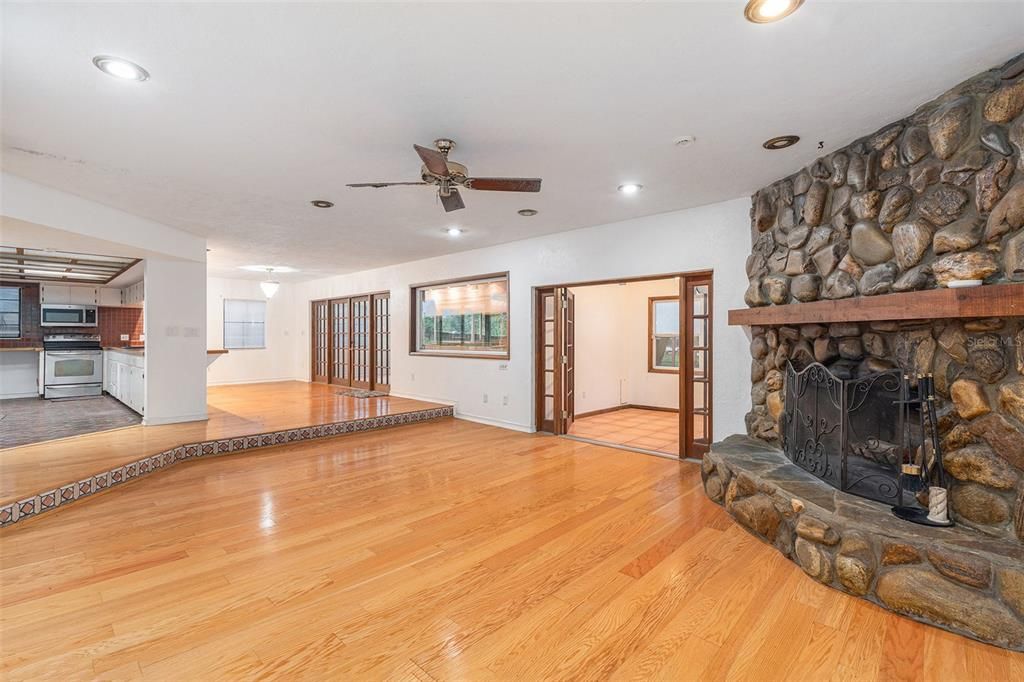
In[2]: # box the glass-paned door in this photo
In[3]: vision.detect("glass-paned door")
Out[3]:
[535,287,575,434]
[536,289,557,433]
[329,298,351,386]
[312,293,390,391]
[683,276,713,457]
[560,288,575,433]
[350,295,371,389]
[373,293,391,391]
[311,300,329,383]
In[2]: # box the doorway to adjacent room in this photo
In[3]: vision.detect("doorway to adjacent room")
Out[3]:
[534,271,712,459]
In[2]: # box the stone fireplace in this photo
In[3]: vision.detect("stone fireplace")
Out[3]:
[703,52,1024,651]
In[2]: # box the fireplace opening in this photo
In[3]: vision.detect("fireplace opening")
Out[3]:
[780,362,928,506]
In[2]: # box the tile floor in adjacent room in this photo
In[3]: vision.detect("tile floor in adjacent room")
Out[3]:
[568,407,681,456]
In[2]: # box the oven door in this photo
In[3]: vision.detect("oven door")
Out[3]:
[45,350,103,386]
[41,305,98,327]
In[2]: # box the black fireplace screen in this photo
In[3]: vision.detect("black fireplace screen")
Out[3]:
[780,362,917,504]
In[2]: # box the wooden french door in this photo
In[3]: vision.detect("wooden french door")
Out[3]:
[535,287,575,434]
[311,292,390,391]
[311,300,330,384]
[350,295,371,389]
[681,275,713,458]
[329,298,351,385]
[373,294,391,393]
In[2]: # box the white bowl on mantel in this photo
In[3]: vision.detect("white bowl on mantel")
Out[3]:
[947,279,983,288]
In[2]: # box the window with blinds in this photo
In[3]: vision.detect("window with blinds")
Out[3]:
[223,299,266,349]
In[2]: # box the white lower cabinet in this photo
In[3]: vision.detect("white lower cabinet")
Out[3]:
[104,350,145,415]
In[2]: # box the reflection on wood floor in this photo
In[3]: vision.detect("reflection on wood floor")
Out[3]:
[3,418,1018,680]
[569,407,682,455]
[0,381,443,505]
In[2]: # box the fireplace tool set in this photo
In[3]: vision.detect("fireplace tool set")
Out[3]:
[891,373,953,527]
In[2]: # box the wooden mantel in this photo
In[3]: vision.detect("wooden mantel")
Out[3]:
[728,283,1024,326]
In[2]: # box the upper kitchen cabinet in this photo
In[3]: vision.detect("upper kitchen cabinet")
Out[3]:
[98,287,122,307]
[39,284,99,305]
[121,280,144,308]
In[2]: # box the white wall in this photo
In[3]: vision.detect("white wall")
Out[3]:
[289,197,751,439]
[206,277,305,385]
[143,258,207,424]
[571,278,680,416]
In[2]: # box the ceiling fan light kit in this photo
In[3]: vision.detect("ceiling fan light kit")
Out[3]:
[347,138,542,213]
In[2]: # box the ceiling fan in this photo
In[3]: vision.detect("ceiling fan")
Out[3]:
[346,139,541,212]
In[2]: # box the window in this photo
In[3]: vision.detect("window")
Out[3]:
[223,299,266,349]
[412,273,509,358]
[649,296,679,372]
[0,286,20,338]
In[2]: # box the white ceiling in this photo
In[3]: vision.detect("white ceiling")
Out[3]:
[3,2,1022,281]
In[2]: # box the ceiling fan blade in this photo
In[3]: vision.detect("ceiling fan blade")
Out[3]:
[346,182,429,188]
[439,188,465,212]
[414,144,450,177]
[463,177,542,192]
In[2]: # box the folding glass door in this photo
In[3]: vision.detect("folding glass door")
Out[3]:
[311,292,390,391]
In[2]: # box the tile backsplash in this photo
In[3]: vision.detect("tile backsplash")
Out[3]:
[98,306,144,346]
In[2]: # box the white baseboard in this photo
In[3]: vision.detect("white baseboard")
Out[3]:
[143,411,209,426]
[388,390,456,406]
[453,412,533,433]
[206,376,306,387]
[388,391,532,433]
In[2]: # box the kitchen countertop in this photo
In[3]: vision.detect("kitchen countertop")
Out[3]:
[0,346,43,352]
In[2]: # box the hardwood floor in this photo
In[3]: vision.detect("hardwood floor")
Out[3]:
[0,381,442,505]
[2,418,1020,680]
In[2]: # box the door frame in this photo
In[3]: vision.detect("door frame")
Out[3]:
[533,269,713,459]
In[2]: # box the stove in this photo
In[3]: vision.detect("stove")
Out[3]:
[43,334,103,399]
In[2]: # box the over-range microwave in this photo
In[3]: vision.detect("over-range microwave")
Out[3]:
[40,304,98,327]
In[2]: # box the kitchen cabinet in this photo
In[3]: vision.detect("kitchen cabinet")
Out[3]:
[39,284,99,305]
[104,349,144,415]
[98,287,122,307]
[121,281,144,308]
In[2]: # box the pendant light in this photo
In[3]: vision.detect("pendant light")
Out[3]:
[260,268,280,298]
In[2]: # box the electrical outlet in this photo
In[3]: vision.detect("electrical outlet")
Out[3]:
[411,372,415,381]
[120,334,129,341]
[502,395,509,406]
[498,363,509,371]
[483,394,489,404]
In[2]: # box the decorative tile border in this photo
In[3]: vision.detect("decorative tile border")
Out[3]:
[0,406,453,529]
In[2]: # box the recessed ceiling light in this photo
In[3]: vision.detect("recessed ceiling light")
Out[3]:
[762,135,801,150]
[618,183,643,195]
[310,200,334,208]
[239,264,298,273]
[92,55,150,81]
[445,227,464,237]
[518,209,538,217]
[744,0,803,24]
[674,135,696,147]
